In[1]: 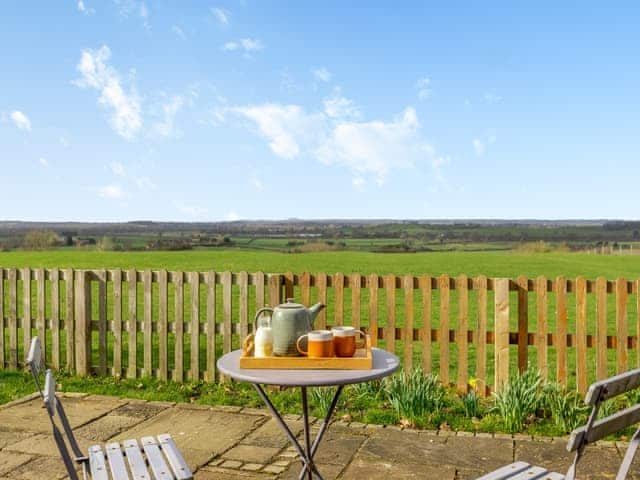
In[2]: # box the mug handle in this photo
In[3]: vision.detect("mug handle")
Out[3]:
[355,330,367,349]
[296,334,309,355]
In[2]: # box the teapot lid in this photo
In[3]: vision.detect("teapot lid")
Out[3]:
[278,298,305,309]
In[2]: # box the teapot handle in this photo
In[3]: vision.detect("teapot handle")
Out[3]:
[254,307,274,330]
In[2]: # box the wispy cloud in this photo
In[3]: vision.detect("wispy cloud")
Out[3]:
[99,184,124,199]
[39,157,49,168]
[472,138,485,156]
[225,211,240,221]
[153,95,185,138]
[472,135,496,156]
[222,38,263,54]
[171,25,186,39]
[249,173,263,190]
[113,0,150,30]
[74,45,142,140]
[352,177,365,191]
[10,111,31,131]
[110,161,125,176]
[59,136,69,147]
[211,7,230,25]
[416,77,431,100]
[136,176,157,191]
[77,0,95,15]
[312,67,332,83]
[323,88,360,119]
[484,92,502,104]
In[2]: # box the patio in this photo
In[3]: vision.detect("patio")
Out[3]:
[0,392,630,479]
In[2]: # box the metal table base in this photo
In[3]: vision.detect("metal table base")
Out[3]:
[253,384,344,480]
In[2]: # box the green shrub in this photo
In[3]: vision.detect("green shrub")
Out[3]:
[461,390,483,418]
[542,382,589,432]
[492,369,542,433]
[310,387,344,414]
[384,369,445,427]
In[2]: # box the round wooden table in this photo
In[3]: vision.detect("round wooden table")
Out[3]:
[217,348,400,480]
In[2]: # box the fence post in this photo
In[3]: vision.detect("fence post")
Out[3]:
[494,278,510,389]
[269,274,282,306]
[74,270,92,376]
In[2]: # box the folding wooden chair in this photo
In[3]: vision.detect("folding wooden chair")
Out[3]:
[477,368,640,479]
[27,337,193,480]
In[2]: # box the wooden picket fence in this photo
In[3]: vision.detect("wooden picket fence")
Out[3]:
[1,268,640,395]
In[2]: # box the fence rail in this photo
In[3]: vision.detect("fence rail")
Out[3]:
[1,267,640,395]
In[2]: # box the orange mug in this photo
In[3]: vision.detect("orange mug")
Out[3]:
[331,326,365,357]
[296,330,334,358]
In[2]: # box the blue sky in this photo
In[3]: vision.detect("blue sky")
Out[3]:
[2,2,640,221]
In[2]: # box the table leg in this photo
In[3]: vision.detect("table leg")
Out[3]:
[301,387,313,480]
[297,386,344,480]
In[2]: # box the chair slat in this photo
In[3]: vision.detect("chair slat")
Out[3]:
[157,434,193,480]
[123,439,151,480]
[568,403,640,452]
[141,436,173,480]
[89,445,110,480]
[585,368,640,405]
[476,462,532,480]
[106,442,131,480]
[507,466,559,480]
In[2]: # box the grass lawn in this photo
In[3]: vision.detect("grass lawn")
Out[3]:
[1,248,640,278]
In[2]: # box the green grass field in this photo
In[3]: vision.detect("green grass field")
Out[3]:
[1,248,639,278]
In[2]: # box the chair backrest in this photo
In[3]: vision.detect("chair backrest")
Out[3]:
[27,337,45,398]
[42,370,87,480]
[565,368,640,480]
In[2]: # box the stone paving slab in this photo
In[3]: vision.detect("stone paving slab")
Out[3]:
[112,405,267,469]
[0,392,635,479]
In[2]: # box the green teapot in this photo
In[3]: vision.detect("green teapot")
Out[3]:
[254,299,325,356]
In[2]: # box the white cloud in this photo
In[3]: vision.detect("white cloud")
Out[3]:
[352,177,365,191]
[110,161,125,176]
[39,157,49,168]
[223,98,440,185]
[136,177,157,191]
[10,111,31,131]
[484,92,502,104]
[113,0,150,29]
[74,45,142,140]
[472,138,485,156]
[59,136,69,147]
[226,104,325,159]
[77,1,95,15]
[99,184,124,199]
[323,89,360,119]
[225,211,240,221]
[317,107,427,184]
[211,7,230,25]
[312,67,332,83]
[416,77,431,100]
[249,175,263,190]
[171,25,186,39]
[153,95,185,137]
[223,38,263,53]
[473,135,496,156]
[139,2,150,30]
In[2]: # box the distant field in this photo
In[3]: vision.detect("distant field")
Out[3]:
[0,248,639,279]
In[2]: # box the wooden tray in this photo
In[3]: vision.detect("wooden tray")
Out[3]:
[240,334,372,369]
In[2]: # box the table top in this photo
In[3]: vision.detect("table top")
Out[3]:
[217,348,400,387]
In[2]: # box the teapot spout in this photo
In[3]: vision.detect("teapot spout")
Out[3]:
[308,303,326,326]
